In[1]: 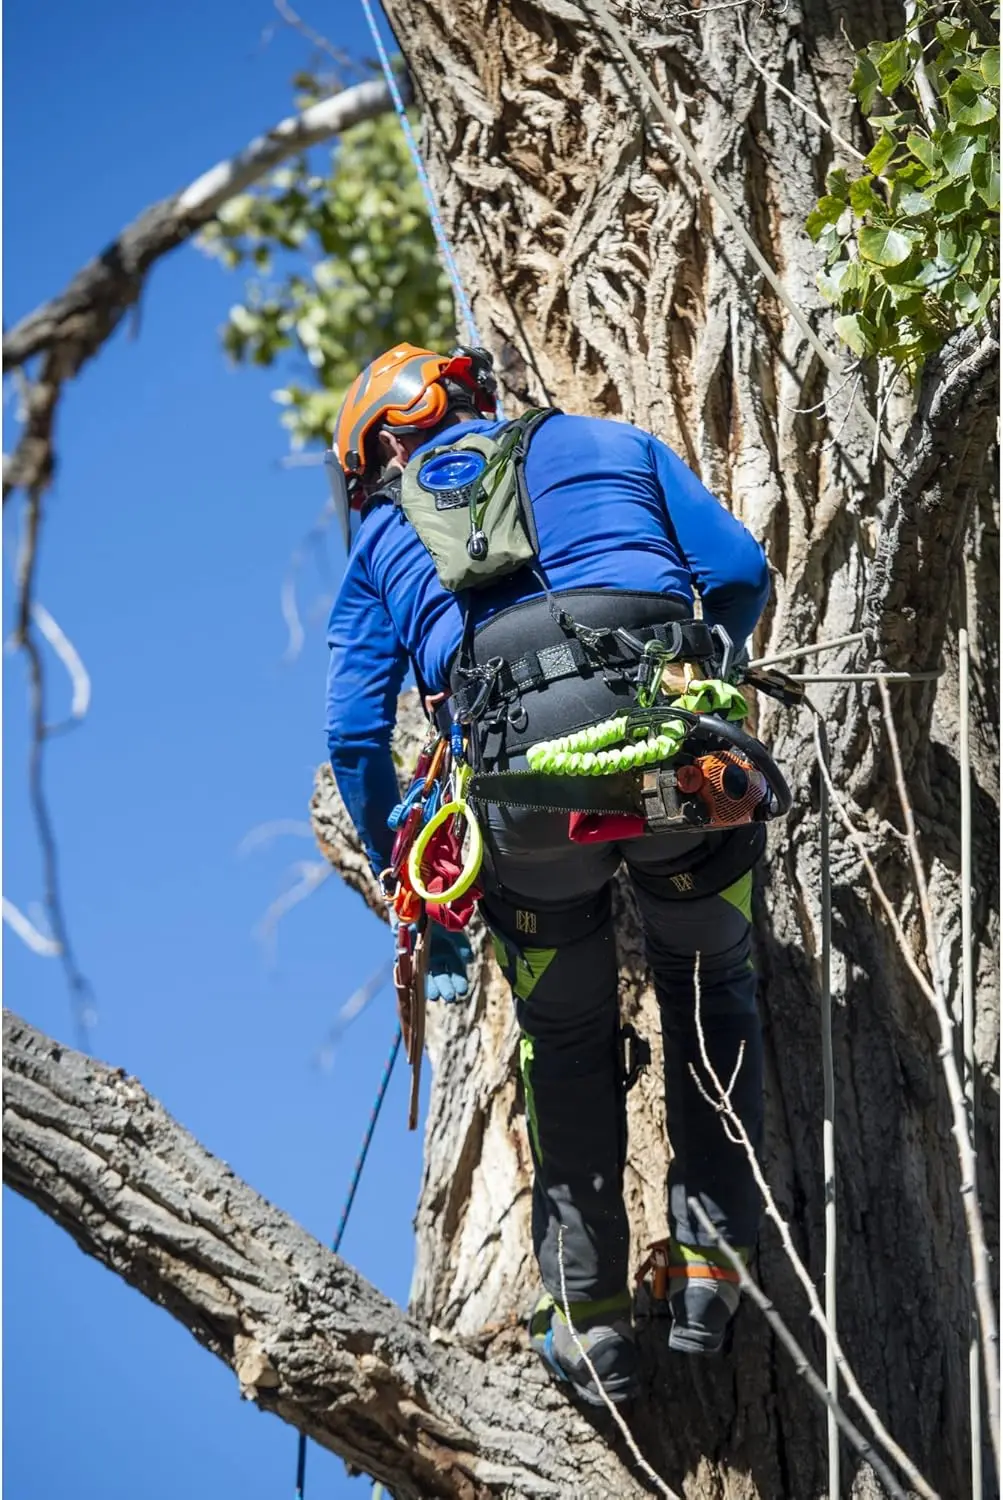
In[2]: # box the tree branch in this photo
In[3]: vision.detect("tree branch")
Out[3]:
[2,76,403,506]
[2,1008,656,1500]
[3,77,401,375]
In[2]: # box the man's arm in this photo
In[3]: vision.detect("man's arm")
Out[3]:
[326,556,409,876]
[649,436,770,644]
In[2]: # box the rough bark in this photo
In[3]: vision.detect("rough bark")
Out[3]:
[2,1008,667,1500]
[336,2,997,1496]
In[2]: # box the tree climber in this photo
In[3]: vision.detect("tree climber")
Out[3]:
[324,342,772,1405]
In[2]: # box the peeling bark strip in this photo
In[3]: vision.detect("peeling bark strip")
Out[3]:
[2,1010,665,1500]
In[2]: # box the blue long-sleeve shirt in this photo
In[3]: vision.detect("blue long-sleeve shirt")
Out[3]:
[326,413,770,872]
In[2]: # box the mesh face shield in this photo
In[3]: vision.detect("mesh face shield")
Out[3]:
[324,450,355,551]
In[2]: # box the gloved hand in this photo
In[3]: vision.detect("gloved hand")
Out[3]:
[390,910,473,1004]
[424,922,473,1003]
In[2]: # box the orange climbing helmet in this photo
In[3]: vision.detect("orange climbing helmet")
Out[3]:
[325,342,498,546]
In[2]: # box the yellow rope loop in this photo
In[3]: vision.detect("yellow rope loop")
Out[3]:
[407,765,484,904]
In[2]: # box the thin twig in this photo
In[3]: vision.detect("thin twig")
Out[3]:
[750,632,868,669]
[875,677,1000,1482]
[12,487,97,1046]
[690,949,939,1499]
[556,1225,682,1500]
[274,0,354,76]
[2,899,61,957]
[738,15,866,161]
[254,859,332,968]
[31,602,91,729]
[687,1202,908,1500]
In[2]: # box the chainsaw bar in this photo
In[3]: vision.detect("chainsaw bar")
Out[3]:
[469,769,642,815]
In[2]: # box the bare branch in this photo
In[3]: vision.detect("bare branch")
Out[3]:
[32,601,91,726]
[876,678,1001,1480]
[555,1225,682,1500]
[2,1009,663,1500]
[274,0,356,78]
[687,1202,909,1500]
[254,859,332,967]
[689,953,939,1499]
[11,484,97,1045]
[2,898,60,957]
[3,78,402,378]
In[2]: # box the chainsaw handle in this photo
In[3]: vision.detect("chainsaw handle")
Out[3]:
[688,714,792,817]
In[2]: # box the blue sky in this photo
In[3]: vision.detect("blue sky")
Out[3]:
[3,4,426,1496]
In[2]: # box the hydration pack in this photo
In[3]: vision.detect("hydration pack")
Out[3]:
[395,408,559,592]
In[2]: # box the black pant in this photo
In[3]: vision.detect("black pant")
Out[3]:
[482,808,763,1304]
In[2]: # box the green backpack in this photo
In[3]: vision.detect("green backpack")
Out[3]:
[395,408,559,592]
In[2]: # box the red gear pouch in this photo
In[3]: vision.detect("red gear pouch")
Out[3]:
[568,811,646,844]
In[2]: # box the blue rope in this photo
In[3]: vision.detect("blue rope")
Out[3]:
[358,0,481,346]
[294,1026,403,1498]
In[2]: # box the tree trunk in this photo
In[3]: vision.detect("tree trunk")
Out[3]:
[352,1,998,1495]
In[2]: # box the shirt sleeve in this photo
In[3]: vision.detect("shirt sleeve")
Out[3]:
[326,550,409,876]
[649,436,771,645]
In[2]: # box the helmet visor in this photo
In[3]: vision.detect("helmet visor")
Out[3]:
[324,450,353,552]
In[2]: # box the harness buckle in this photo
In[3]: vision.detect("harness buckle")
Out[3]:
[454,656,504,724]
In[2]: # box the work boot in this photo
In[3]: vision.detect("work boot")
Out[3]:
[667,1241,746,1355]
[528,1289,639,1405]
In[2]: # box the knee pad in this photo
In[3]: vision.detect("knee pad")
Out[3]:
[481,883,612,949]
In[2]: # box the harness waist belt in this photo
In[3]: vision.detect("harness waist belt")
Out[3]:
[495,619,717,698]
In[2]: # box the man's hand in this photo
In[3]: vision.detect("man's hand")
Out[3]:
[425,923,473,1003]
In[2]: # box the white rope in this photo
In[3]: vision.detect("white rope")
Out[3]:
[811,709,840,1500]
[959,567,982,1500]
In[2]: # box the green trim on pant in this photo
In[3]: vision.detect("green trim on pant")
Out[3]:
[718,870,753,923]
[519,1032,543,1162]
[491,934,558,1001]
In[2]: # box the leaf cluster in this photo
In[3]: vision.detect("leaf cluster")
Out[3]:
[809,0,998,376]
[200,106,455,447]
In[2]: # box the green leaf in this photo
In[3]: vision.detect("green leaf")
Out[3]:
[946,77,998,125]
[865,130,899,174]
[858,226,917,266]
[895,185,935,214]
[941,130,981,177]
[826,167,852,202]
[869,110,918,130]
[934,178,973,213]
[976,276,1000,314]
[806,195,848,240]
[912,256,957,288]
[876,35,911,95]
[982,47,1000,88]
[904,131,940,172]
[851,52,881,113]
[833,313,877,356]
[972,150,1001,208]
[951,279,982,315]
[848,175,885,214]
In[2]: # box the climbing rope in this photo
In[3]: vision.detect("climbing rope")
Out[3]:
[294,1026,403,1500]
[359,0,482,346]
